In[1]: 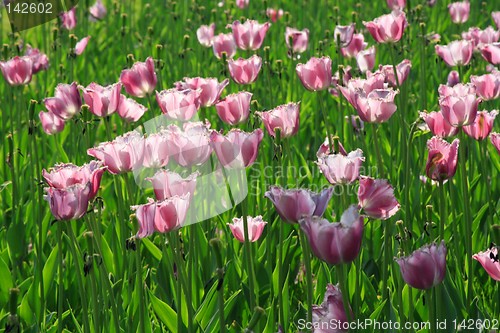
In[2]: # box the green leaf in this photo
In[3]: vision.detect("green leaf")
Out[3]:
[148,290,177,333]
[0,256,13,306]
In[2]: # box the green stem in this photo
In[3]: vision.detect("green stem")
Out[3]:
[336,264,352,327]
[371,124,385,178]
[135,238,146,333]
[241,199,256,310]
[84,233,100,333]
[299,232,313,326]
[57,222,64,333]
[427,289,436,333]
[318,92,333,152]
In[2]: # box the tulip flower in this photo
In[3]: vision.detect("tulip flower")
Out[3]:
[25,46,49,74]
[228,216,267,242]
[120,57,157,98]
[167,121,212,168]
[363,10,407,43]
[387,0,406,9]
[87,130,145,174]
[285,27,310,54]
[339,73,386,107]
[117,95,147,122]
[491,132,500,154]
[435,40,474,67]
[420,111,460,137]
[256,102,300,138]
[373,59,412,87]
[265,186,334,224]
[470,73,500,101]
[156,88,201,121]
[316,136,347,158]
[81,82,122,117]
[39,111,65,135]
[143,131,172,168]
[61,7,77,30]
[317,149,364,185]
[212,33,237,59]
[235,0,249,9]
[228,55,262,85]
[176,77,229,107]
[197,23,216,47]
[352,88,399,123]
[493,12,500,30]
[231,20,270,51]
[425,136,459,182]
[89,0,106,20]
[341,33,367,58]
[448,1,470,24]
[479,43,500,65]
[358,176,400,220]
[473,246,500,281]
[215,91,252,125]
[75,36,90,55]
[356,46,376,73]
[334,24,355,48]
[461,27,499,48]
[266,8,283,23]
[296,57,333,91]
[396,241,447,289]
[147,170,199,201]
[312,284,349,330]
[44,82,82,120]
[463,110,498,141]
[0,56,33,86]
[45,183,91,221]
[439,83,479,127]
[210,128,264,168]
[447,70,460,87]
[300,205,364,265]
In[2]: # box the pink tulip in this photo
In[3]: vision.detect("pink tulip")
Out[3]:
[0,56,33,86]
[143,131,172,168]
[235,0,249,9]
[479,43,500,65]
[439,83,479,127]
[448,1,470,24]
[462,110,498,141]
[25,46,49,74]
[42,161,106,200]
[347,115,365,135]
[212,33,237,59]
[493,12,500,30]
[491,132,500,154]
[396,241,447,289]
[45,183,91,221]
[228,55,262,85]
[341,33,367,58]
[363,10,407,43]
[176,77,229,107]
[89,0,107,20]
[61,7,77,30]
[75,36,90,55]
[120,57,157,98]
[265,186,334,224]
[461,27,499,48]
[470,73,500,101]
[334,24,355,47]
[447,70,460,87]
[353,88,399,123]
[87,131,145,174]
[420,111,460,137]
[132,195,190,238]
[435,40,474,67]
[425,136,459,181]
[358,176,400,220]
[81,82,122,117]
[316,136,347,158]
[228,216,267,242]
[117,95,147,122]
[317,149,364,185]
[167,121,212,167]
[44,82,82,120]
[39,111,65,135]
[285,27,310,54]
[356,46,377,73]
[147,170,199,201]
[339,73,386,107]
[473,246,500,281]
[156,88,201,121]
[256,102,300,138]
[197,23,216,47]
[215,91,252,125]
[232,20,270,51]
[210,128,264,168]
[374,59,412,87]
[266,8,284,22]
[387,0,406,10]
[300,205,364,265]
[296,56,333,91]
[313,284,349,329]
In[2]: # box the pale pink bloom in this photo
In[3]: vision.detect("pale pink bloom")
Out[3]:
[374,59,412,87]
[156,88,201,121]
[334,24,355,47]
[296,56,333,91]
[256,102,300,138]
[117,95,147,122]
[39,111,65,135]
[215,91,252,125]
[363,10,407,43]
[473,246,500,281]
[147,170,199,201]
[167,121,212,167]
[353,88,399,123]
[232,20,271,51]
[316,137,347,158]
[87,131,145,174]
[210,128,264,168]
[317,149,364,185]
[438,81,475,98]
[143,131,172,168]
[300,205,364,265]
[420,111,460,137]
[176,77,229,107]
[358,176,400,220]
[212,33,237,59]
[266,8,283,23]
[61,7,77,30]
[285,27,309,54]
[25,46,49,74]
[75,36,90,55]
[493,12,500,30]
[356,46,376,73]
[89,0,106,20]
[0,56,33,86]
[461,27,499,48]
[448,1,470,24]
[235,0,249,9]
[341,33,367,58]
[81,82,122,117]
[45,183,91,221]
[435,40,474,66]
[197,23,216,47]
[396,241,447,289]
[339,73,386,106]
[228,55,262,85]
[387,0,406,10]
[120,57,157,98]
[479,43,500,65]
[347,115,365,135]
[463,110,498,141]
[265,186,334,224]
[491,132,500,154]
[439,83,479,127]
[312,285,349,330]
[470,73,500,101]
[425,136,459,181]
[447,70,460,87]
[44,82,82,120]
[228,216,267,242]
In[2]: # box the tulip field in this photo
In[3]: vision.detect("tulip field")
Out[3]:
[1,0,500,332]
